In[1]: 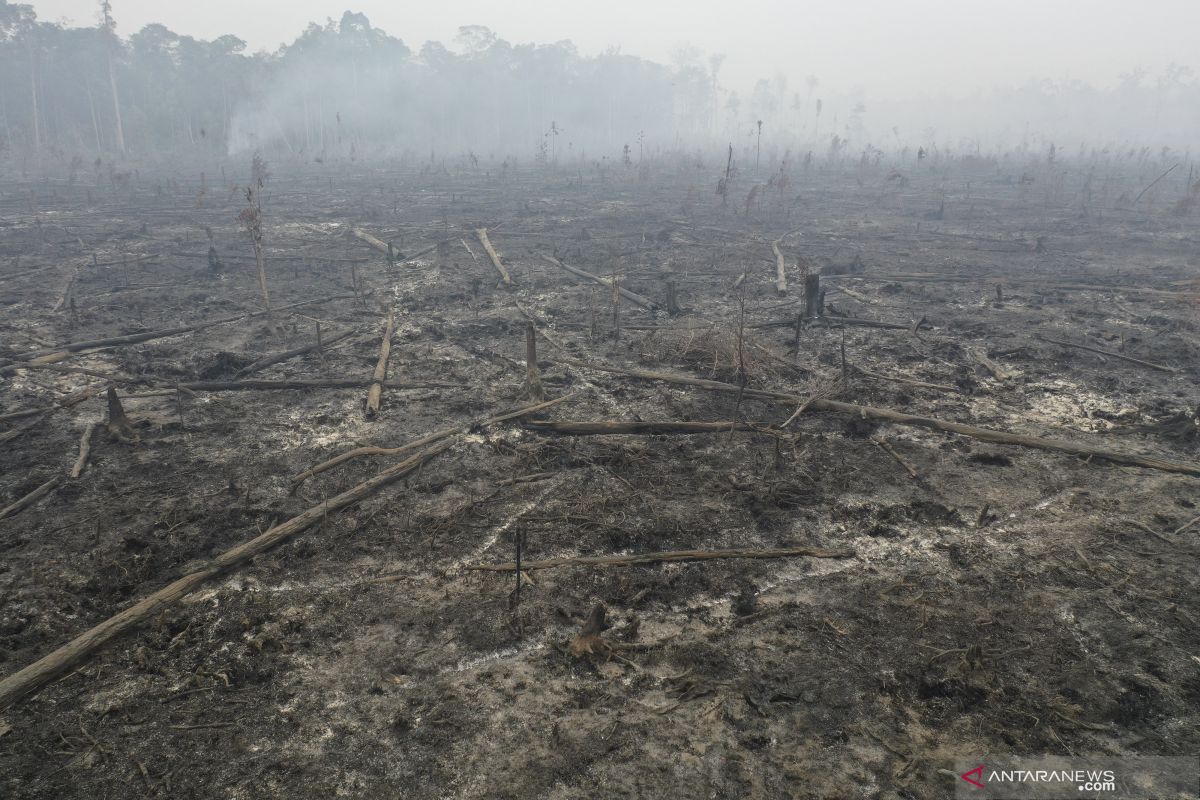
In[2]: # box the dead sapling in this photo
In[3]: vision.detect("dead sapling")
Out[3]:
[611,263,622,344]
[730,287,750,426]
[716,143,733,208]
[237,155,273,325]
[508,529,531,637]
[105,386,138,443]
[204,225,222,275]
[521,322,545,401]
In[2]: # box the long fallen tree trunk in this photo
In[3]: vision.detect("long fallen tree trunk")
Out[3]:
[120,379,463,398]
[0,476,63,522]
[752,315,926,331]
[9,293,358,363]
[0,441,452,711]
[475,228,513,287]
[560,360,1200,477]
[466,545,854,572]
[540,254,659,310]
[365,310,395,417]
[351,227,391,255]
[826,273,1198,300]
[525,420,773,436]
[292,392,579,484]
[1037,335,1179,373]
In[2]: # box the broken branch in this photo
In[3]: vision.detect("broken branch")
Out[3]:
[466,545,854,572]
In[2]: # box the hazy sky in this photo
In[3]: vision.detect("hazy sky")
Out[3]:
[30,0,1200,98]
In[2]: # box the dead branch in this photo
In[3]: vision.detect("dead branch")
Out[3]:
[467,545,854,572]
[0,414,50,446]
[1133,162,1178,206]
[559,360,1200,476]
[753,315,924,331]
[0,407,53,423]
[540,254,658,310]
[70,423,97,478]
[524,420,774,436]
[0,477,63,522]
[0,441,452,710]
[871,435,919,479]
[853,365,959,393]
[1037,335,1179,373]
[969,347,1022,381]
[826,274,1195,300]
[235,328,355,378]
[120,379,460,397]
[8,293,358,363]
[292,392,579,484]
[366,310,396,417]
[475,228,513,287]
[0,362,134,381]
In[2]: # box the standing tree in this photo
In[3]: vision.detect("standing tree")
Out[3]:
[99,1,125,155]
[238,155,272,313]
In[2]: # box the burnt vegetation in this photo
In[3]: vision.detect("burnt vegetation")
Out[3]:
[1,4,1199,800]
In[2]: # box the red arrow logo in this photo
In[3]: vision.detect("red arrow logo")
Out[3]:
[961,765,986,788]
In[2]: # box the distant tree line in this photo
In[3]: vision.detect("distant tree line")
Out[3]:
[0,2,1196,165]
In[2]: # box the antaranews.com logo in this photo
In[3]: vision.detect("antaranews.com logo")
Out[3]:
[953,755,1199,799]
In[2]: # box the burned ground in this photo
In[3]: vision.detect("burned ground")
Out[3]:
[0,158,1198,799]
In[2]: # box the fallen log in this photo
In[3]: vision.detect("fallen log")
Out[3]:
[475,228,513,286]
[292,392,579,484]
[365,311,395,417]
[753,315,924,331]
[525,420,773,436]
[0,476,63,522]
[970,347,1022,381]
[0,413,52,446]
[540,254,658,310]
[1037,335,1179,374]
[235,328,355,378]
[0,441,452,710]
[0,362,135,381]
[826,273,1196,300]
[351,227,391,256]
[9,293,358,362]
[559,360,1200,477]
[466,545,854,572]
[121,379,461,397]
[70,423,97,478]
[0,407,53,423]
[173,251,367,264]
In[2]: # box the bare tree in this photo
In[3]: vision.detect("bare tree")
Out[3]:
[99,1,125,155]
